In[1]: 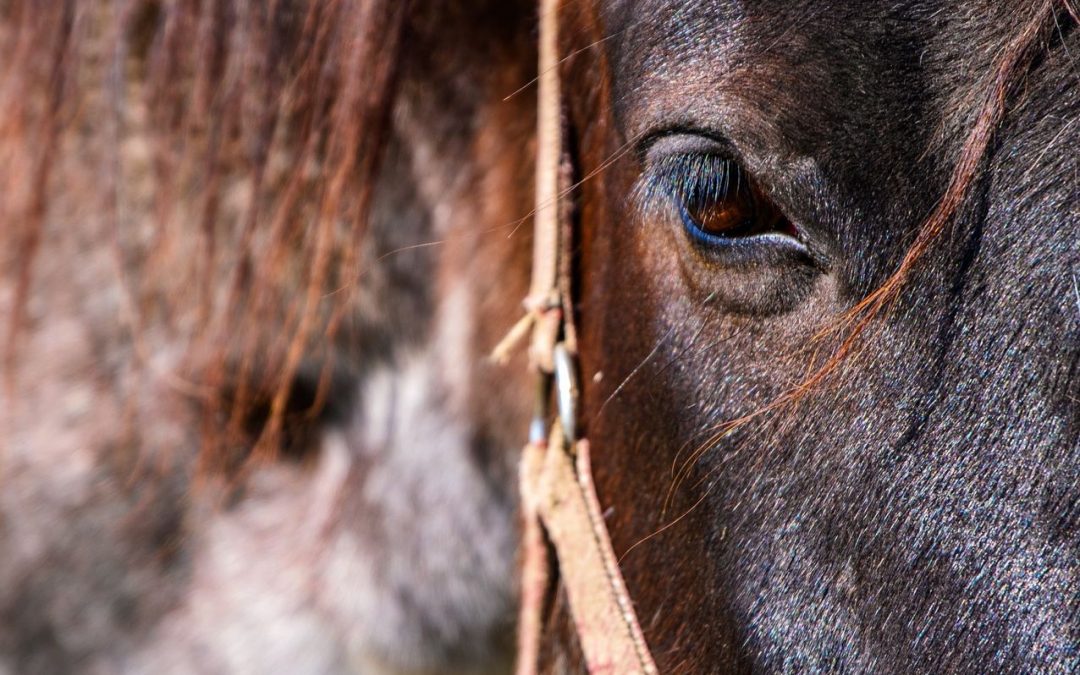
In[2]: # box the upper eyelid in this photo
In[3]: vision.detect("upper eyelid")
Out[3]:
[633,153,741,214]
[634,127,741,164]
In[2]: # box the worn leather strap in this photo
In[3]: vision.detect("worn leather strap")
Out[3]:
[520,424,659,674]
[530,0,562,312]
[511,0,658,673]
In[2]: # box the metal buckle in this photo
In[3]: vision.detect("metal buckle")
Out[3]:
[529,371,551,444]
[553,342,578,441]
[527,342,578,444]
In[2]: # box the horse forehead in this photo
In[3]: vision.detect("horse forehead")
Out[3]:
[605,3,960,102]
[595,1,935,171]
[600,0,1017,107]
[603,0,901,71]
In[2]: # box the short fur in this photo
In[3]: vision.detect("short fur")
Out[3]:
[550,0,1079,671]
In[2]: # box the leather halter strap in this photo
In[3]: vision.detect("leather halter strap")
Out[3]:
[509,1,658,672]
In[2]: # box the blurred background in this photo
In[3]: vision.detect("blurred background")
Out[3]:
[1,1,537,673]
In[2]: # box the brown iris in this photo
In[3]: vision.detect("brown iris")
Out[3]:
[680,175,797,240]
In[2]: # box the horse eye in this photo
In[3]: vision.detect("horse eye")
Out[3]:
[678,166,798,243]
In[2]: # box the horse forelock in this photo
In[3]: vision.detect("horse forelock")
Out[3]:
[0,0,410,471]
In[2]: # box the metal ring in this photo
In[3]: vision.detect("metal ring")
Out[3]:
[529,371,551,444]
[553,342,579,441]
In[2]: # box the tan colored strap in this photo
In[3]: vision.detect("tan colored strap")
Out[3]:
[512,0,561,646]
[527,0,564,375]
[536,424,658,674]
[511,0,658,672]
[492,0,562,373]
[530,0,562,311]
[515,437,550,675]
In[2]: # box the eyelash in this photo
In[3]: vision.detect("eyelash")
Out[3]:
[635,153,743,217]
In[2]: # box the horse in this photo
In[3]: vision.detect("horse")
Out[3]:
[0,0,1076,673]
[549,0,1078,670]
